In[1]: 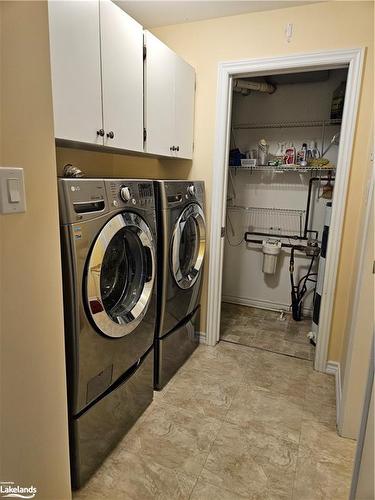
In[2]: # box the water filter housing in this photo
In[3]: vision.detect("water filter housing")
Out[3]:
[262,239,282,274]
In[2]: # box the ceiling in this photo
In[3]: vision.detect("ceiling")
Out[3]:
[116,1,321,28]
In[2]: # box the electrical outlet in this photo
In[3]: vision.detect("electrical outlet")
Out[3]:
[285,23,293,43]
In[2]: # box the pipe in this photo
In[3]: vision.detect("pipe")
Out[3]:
[246,230,306,240]
[244,233,305,251]
[233,79,276,94]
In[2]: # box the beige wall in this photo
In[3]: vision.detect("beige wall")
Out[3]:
[0,3,71,499]
[55,146,192,179]
[153,0,374,362]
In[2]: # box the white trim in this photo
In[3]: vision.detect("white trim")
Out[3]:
[206,48,364,375]
[222,295,312,316]
[339,164,374,438]
[206,70,233,346]
[314,49,364,372]
[326,360,342,425]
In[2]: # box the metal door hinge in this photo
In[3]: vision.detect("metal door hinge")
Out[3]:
[221,227,225,238]
[143,45,147,61]
[143,128,147,142]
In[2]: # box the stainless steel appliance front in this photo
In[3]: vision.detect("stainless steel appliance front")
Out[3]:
[171,202,206,290]
[59,178,157,488]
[154,180,206,389]
[86,212,155,338]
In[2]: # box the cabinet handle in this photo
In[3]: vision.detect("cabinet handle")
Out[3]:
[97,129,105,137]
[107,131,115,139]
[176,146,180,152]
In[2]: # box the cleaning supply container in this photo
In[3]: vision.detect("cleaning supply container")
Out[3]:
[262,239,282,274]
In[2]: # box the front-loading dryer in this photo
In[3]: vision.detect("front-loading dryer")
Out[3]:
[59,178,157,488]
[154,180,206,389]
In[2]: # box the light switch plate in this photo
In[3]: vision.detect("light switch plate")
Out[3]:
[0,167,26,214]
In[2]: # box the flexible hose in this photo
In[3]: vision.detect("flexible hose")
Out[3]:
[289,247,316,321]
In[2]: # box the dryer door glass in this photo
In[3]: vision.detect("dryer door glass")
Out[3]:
[171,203,206,289]
[86,212,155,338]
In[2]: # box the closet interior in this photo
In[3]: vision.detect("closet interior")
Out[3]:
[221,67,349,361]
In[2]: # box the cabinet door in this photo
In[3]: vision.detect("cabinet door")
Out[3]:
[48,1,103,145]
[144,31,175,157]
[174,55,195,159]
[100,0,143,151]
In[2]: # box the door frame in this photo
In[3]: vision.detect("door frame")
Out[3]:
[206,48,364,372]
[339,163,374,437]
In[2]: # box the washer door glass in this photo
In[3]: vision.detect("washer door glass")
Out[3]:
[86,212,155,338]
[171,203,206,289]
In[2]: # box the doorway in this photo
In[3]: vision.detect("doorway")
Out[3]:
[220,67,347,362]
[207,48,364,372]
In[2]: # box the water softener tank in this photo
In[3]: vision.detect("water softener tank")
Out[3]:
[262,239,282,274]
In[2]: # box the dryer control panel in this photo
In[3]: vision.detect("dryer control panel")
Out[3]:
[105,180,155,210]
[157,180,205,210]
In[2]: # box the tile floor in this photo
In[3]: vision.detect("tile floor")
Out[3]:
[220,302,315,361]
[74,341,355,500]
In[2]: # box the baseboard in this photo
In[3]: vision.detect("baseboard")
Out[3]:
[222,294,313,316]
[326,360,342,425]
[198,331,207,344]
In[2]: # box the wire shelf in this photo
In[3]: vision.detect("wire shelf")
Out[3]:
[229,164,336,173]
[233,119,342,130]
[227,205,306,238]
[227,205,305,216]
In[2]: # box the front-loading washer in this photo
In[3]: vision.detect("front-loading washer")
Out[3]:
[154,180,206,389]
[59,178,157,488]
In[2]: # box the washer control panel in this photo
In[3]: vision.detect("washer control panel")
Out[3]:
[120,186,131,202]
[58,178,108,224]
[187,185,196,197]
[105,180,155,209]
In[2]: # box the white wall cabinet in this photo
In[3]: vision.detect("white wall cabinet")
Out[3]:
[100,0,143,151]
[144,31,175,157]
[48,1,103,146]
[48,3,195,159]
[144,31,195,160]
[48,0,143,152]
[174,54,195,159]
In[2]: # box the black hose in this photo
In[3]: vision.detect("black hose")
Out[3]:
[289,247,299,320]
[289,247,316,321]
[298,273,317,288]
[299,256,315,302]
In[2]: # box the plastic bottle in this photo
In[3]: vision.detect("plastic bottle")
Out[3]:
[284,143,296,164]
[297,143,307,164]
[258,139,269,165]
